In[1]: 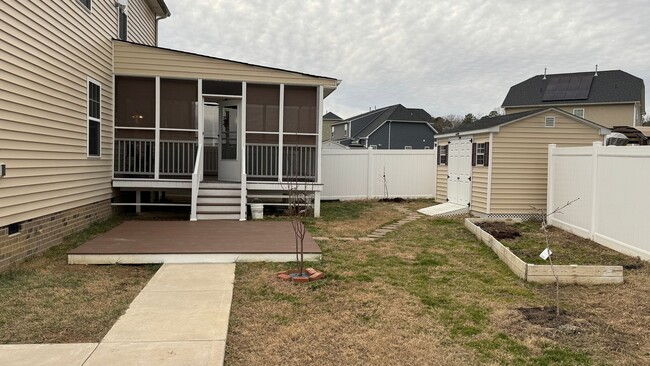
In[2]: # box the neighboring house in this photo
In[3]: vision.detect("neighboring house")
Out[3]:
[331,104,436,149]
[502,70,645,129]
[0,0,339,272]
[322,112,342,141]
[434,108,609,218]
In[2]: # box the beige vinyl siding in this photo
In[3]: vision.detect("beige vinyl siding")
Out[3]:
[505,103,635,128]
[471,134,489,214]
[435,143,448,202]
[113,42,340,89]
[0,1,114,227]
[489,112,603,215]
[127,0,157,45]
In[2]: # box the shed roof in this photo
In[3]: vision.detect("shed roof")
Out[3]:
[502,70,644,111]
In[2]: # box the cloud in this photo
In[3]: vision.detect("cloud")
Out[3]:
[159,0,650,119]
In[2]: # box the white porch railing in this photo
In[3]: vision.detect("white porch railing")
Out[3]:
[114,138,197,177]
[246,143,316,181]
[190,143,204,221]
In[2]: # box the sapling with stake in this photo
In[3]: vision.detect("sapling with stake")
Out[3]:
[531,197,580,317]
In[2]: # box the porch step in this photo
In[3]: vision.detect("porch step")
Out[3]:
[196,182,242,220]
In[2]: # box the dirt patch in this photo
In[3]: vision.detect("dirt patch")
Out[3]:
[518,307,572,328]
[379,197,405,203]
[476,221,521,240]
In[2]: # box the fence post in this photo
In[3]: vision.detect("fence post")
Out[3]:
[546,144,556,224]
[367,147,374,199]
[590,141,602,238]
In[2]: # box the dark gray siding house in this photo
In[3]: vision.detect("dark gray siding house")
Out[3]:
[330,104,436,149]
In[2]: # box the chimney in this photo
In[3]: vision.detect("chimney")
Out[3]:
[595,65,598,76]
[543,68,547,80]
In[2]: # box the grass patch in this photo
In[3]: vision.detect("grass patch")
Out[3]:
[502,221,645,267]
[0,216,160,343]
[226,201,650,365]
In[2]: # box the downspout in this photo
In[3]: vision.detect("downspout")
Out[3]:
[388,121,391,149]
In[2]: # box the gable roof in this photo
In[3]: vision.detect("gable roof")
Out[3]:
[323,112,342,121]
[337,104,434,139]
[502,70,644,111]
[436,108,609,138]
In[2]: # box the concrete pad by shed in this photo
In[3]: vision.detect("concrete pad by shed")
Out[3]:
[0,343,97,366]
[418,203,468,217]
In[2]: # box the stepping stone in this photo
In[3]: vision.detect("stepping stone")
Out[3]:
[375,229,392,233]
[384,225,398,229]
[367,234,384,238]
[359,237,376,241]
[312,237,330,241]
[334,237,355,241]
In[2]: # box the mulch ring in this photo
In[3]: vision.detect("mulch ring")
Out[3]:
[476,221,521,240]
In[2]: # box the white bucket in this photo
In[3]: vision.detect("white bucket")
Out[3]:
[251,203,264,220]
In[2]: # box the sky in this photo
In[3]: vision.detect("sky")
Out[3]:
[158,0,650,120]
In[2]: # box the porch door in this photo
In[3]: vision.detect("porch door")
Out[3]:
[218,100,242,182]
[447,138,472,206]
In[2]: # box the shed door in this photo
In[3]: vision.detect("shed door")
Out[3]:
[447,138,472,206]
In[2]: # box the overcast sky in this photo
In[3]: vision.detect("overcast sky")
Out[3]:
[158,0,650,119]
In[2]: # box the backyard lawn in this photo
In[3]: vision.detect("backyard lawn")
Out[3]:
[225,200,650,366]
[0,217,160,344]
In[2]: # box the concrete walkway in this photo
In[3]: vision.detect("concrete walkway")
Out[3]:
[0,263,235,366]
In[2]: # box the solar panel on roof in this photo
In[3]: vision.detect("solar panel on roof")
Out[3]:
[542,75,593,101]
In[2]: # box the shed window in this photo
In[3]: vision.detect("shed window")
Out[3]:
[437,145,448,165]
[87,79,101,157]
[573,108,584,118]
[472,142,490,167]
[545,116,555,128]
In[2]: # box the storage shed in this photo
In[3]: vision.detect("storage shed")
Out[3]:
[434,108,609,218]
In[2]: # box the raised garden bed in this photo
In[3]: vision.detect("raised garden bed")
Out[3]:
[465,218,631,285]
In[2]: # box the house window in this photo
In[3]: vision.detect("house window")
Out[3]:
[545,116,555,128]
[118,5,128,41]
[87,79,101,157]
[437,145,448,165]
[79,0,91,10]
[573,108,584,118]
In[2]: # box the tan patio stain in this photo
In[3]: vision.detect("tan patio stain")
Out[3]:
[225,202,649,366]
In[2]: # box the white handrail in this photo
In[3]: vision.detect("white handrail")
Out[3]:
[190,143,203,221]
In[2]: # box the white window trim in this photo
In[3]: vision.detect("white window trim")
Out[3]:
[476,142,486,165]
[544,116,555,128]
[87,77,101,158]
[573,108,585,119]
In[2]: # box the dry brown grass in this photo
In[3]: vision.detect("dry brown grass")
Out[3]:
[0,217,159,344]
[226,201,650,366]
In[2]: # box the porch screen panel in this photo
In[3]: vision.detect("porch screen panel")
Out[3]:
[115,77,155,128]
[160,79,198,130]
[282,86,317,181]
[283,86,317,133]
[246,84,280,132]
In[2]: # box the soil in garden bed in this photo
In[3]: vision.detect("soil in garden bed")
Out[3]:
[476,221,521,240]
[485,221,645,267]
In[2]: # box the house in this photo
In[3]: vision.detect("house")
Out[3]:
[330,104,436,149]
[322,112,343,141]
[0,0,339,272]
[434,108,609,218]
[502,69,646,130]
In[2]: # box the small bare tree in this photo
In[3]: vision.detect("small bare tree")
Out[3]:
[381,165,388,200]
[532,198,580,317]
[282,158,315,277]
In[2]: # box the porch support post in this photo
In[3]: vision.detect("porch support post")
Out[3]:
[135,190,142,214]
[315,85,324,217]
[240,82,248,221]
[198,79,204,181]
[154,77,160,180]
[278,84,284,182]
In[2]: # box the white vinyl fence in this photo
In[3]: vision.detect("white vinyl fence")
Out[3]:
[547,142,650,260]
[321,148,436,200]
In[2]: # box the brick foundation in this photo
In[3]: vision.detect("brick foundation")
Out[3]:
[0,200,113,273]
